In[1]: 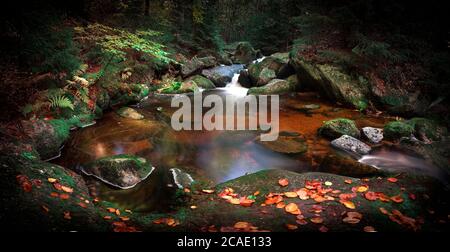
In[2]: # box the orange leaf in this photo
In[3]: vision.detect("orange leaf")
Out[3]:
[234,222,250,229]
[276,202,286,209]
[107,207,116,213]
[340,200,356,209]
[47,178,57,183]
[61,185,74,193]
[387,177,398,183]
[363,226,377,232]
[310,217,323,224]
[286,224,298,230]
[364,191,378,201]
[60,193,70,200]
[278,178,289,187]
[356,185,369,193]
[390,195,404,203]
[285,203,301,215]
[296,189,309,200]
[229,198,240,205]
[379,207,389,215]
[284,192,298,198]
[239,197,254,207]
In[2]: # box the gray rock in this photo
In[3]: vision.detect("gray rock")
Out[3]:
[362,127,383,144]
[181,56,217,77]
[248,79,295,95]
[116,107,144,120]
[169,168,194,189]
[82,154,155,189]
[331,135,371,155]
[201,64,244,87]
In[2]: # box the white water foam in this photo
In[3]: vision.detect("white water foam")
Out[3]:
[217,73,248,97]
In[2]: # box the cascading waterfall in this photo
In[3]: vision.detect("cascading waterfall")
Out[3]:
[217,73,249,97]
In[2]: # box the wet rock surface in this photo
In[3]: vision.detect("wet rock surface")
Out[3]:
[201,64,244,87]
[81,154,155,189]
[116,107,144,120]
[331,135,372,156]
[318,118,360,140]
[362,127,384,144]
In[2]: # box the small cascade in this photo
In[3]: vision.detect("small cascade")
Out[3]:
[218,73,248,97]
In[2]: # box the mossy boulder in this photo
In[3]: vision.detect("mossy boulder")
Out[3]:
[81,154,155,189]
[116,107,144,120]
[160,80,200,94]
[384,121,414,140]
[181,56,217,77]
[21,119,70,160]
[0,155,108,231]
[232,42,258,64]
[186,75,216,89]
[110,83,150,106]
[248,56,288,86]
[289,54,369,111]
[248,79,295,95]
[201,64,244,87]
[318,118,360,140]
[407,118,447,142]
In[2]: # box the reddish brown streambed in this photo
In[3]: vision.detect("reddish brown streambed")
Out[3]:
[56,91,390,182]
[54,90,448,211]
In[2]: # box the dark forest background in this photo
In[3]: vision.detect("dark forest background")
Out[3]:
[0,0,449,121]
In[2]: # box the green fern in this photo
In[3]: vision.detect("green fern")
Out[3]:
[49,94,74,110]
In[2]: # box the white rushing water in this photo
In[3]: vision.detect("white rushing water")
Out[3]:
[217,73,249,97]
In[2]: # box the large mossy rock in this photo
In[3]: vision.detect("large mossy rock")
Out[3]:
[21,119,70,160]
[116,107,144,120]
[232,42,258,64]
[407,118,448,142]
[384,118,448,142]
[318,118,360,140]
[110,83,150,106]
[248,79,296,95]
[290,55,369,111]
[81,155,155,189]
[209,169,448,232]
[384,121,414,140]
[0,155,108,231]
[181,56,217,77]
[248,56,290,86]
[186,75,216,89]
[201,64,244,87]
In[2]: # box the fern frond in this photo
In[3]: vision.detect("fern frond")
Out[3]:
[49,94,74,110]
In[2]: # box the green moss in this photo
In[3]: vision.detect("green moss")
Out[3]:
[407,118,447,141]
[48,119,70,142]
[318,118,360,139]
[187,75,215,89]
[384,121,414,140]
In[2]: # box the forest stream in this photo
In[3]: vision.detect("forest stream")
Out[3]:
[53,63,447,212]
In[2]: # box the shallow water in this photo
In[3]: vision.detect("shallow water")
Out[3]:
[54,78,443,211]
